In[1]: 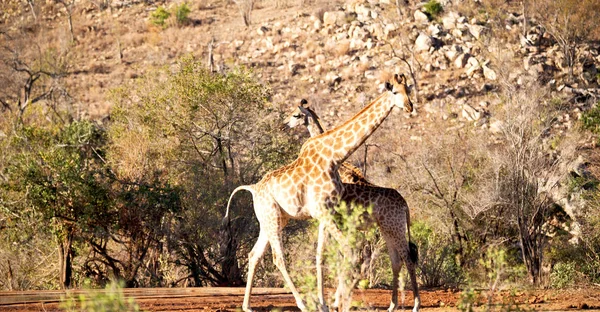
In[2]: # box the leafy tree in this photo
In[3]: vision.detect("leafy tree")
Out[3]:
[3,120,110,289]
[108,56,300,286]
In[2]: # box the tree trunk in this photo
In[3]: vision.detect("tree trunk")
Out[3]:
[58,229,74,289]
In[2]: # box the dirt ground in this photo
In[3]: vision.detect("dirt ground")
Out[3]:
[2,287,600,311]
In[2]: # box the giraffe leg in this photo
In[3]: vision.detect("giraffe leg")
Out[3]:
[388,247,402,312]
[269,231,308,311]
[316,222,330,312]
[242,231,269,312]
[319,216,352,312]
[332,272,343,309]
[406,251,420,312]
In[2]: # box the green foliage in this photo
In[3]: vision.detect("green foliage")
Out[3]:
[60,280,139,312]
[457,286,477,312]
[150,3,191,29]
[411,221,464,288]
[581,104,600,133]
[327,201,377,311]
[423,0,443,20]
[581,103,600,144]
[458,248,529,312]
[550,262,576,288]
[109,56,299,287]
[568,175,598,194]
[292,201,376,311]
[6,120,110,233]
[174,3,191,26]
[150,6,171,28]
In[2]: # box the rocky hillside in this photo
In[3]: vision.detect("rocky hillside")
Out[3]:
[4,0,600,211]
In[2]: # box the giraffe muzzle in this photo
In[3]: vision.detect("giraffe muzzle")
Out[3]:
[404,100,414,113]
[280,123,291,131]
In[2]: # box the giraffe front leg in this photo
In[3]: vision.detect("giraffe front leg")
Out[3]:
[316,222,330,312]
[270,234,308,312]
[332,269,344,309]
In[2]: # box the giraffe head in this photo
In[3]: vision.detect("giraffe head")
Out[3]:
[281,99,321,131]
[384,74,413,113]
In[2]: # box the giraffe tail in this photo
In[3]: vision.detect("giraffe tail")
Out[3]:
[406,204,418,264]
[223,184,255,226]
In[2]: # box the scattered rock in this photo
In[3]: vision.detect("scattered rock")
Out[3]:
[467,24,486,39]
[415,33,433,52]
[462,104,481,121]
[414,10,429,24]
[483,65,497,80]
[442,12,459,30]
[323,11,346,27]
[454,53,469,68]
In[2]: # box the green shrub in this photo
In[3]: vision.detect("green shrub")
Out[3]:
[411,221,463,288]
[290,201,376,312]
[174,3,191,26]
[150,6,171,28]
[457,286,478,312]
[326,201,377,311]
[423,0,443,20]
[550,262,576,288]
[581,103,600,144]
[60,280,139,312]
[582,103,600,133]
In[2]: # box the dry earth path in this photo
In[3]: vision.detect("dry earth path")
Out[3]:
[1,287,600,311]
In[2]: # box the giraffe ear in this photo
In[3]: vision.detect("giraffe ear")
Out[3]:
[384,81,393,91]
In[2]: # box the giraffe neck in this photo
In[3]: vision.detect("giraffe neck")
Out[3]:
[306,117,325,137]
[316,92,394,164]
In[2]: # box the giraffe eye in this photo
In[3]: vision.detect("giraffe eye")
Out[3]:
[293,114,302,119]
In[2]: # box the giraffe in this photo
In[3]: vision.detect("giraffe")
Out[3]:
[224,73,414,312]
[283,99,420,312]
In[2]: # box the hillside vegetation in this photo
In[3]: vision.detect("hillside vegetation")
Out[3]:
[1,0,600,300]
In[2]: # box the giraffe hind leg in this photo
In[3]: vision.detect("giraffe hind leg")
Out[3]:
[243,231,269,312]
[387,246,402,312]
[406,249,420,312]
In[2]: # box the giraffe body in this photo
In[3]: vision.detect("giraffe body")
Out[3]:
[283,99,420,311]
[225,74,415,312]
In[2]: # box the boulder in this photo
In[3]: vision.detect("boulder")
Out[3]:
[428,24,443,37]
[313,19,322,30]
[454,53,469,68]
[323,11,346,26]
[414,10,429,24]
[467,24,487,39]
[462,104,481,121]
[415,33,433,52]
[442,12,459,30]
[483,64,497,80]
[355,4,371,22]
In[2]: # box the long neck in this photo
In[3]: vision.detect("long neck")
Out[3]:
[307,116,325,137]
[317,92,394,164]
